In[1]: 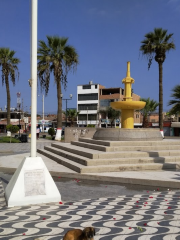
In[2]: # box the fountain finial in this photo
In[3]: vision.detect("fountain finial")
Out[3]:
[126,61,130,77]
[122,61,135,102]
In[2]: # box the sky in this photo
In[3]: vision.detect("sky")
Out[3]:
[0,0,179,116]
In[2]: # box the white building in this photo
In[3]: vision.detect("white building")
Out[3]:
[77,81,141,128]
[77,81,100,127]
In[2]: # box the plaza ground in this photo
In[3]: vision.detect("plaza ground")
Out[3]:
[0,137,180,239]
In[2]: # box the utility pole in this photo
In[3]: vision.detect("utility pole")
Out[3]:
[61,94,72,127]
[22,98,24,118]
[17,92,21,137]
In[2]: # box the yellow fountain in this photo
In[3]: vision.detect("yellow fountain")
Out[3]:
[111,61,146,128]
[93,61,163,141]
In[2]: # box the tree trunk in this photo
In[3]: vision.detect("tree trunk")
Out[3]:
[158,62,163,131]
[5,73,11,125]
[57,80,62,128]
[143,115,149,128]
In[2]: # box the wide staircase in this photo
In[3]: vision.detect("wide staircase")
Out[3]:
[37,138,180,173]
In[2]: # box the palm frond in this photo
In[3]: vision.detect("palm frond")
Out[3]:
[140,97,159,116]
[38,35,79,95]
[140,28,175,69]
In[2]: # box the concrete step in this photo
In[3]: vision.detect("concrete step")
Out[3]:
[37,148,180,173]
[51,142,180,159]
[79,138,180,147]
[71,140,180,152]
[43,145,180,166]
[37,149,85,173]
[51,142,100,159]
[44,146,89,166]
[71,141,110,151]
[71,141,180,152]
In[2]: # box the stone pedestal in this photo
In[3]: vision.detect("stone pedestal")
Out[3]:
[93,128,163,141]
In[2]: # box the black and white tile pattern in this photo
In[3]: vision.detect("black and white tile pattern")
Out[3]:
[0,180,6,208]
[0,181,180,240]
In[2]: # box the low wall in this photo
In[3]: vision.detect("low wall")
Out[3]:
[64,127,97,143]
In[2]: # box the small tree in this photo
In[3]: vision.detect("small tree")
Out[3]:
[140,98,159,128]
[6,124,19,143]
[67,109,79,127]
[48,127,55,139]
[98,107,121,128]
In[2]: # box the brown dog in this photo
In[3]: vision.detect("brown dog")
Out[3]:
[63,227,95,240]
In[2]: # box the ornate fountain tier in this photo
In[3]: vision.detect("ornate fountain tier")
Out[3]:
[93,61,163,141]
[111,101,145,110]
[110,61,145,129]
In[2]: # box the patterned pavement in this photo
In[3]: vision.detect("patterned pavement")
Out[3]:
[0,180,180,240]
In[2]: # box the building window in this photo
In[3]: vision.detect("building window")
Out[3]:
[82,85,91,89]
[78,114,97,121]
[78,93,98,101]
[100,99,111,107]
[95,85,97,89]
[78,104,97,111]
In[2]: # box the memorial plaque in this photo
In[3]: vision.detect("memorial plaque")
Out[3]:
[24,169,46,196]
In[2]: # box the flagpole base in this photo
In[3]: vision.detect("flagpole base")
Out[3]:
[5,157,61,207]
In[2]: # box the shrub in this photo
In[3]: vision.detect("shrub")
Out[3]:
[6,124,19,133]
[87,124,95,128]
[6,124,19,143]
[48,127,55,137]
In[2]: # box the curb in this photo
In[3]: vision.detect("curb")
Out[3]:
[1,166,180,189]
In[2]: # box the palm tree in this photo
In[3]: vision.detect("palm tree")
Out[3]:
[98,107,120,128]
[67,109,79,127]
[37,36,79,128]
[0,48,20,125]
[140,28,175,132]
[168,84,180,115]
[140,98,159,128]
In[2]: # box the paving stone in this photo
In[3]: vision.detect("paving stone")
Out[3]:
[0,179,180,240]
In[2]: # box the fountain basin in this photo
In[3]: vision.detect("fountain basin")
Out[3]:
[93,128,163,141]
[111,101,146,110]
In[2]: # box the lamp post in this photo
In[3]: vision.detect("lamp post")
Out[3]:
[17,92,21,137]
[18,103,21,137]
[24,106,28,132]
[61,94,72,127]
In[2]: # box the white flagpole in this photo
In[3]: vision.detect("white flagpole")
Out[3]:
[30,0,37,157]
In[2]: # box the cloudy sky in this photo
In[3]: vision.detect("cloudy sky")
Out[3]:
[0,0,179,115]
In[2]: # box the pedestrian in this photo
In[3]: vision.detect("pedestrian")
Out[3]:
[36,127,40,139]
